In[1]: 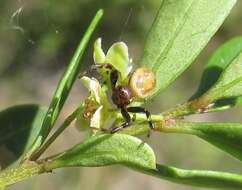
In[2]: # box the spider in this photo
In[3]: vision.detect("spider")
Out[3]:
[94,63,156,133]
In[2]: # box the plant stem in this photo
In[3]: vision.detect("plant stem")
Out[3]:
[160,98,216,119]
[120,119,197,136]
[30,105,84,161]
[31,100,198,159]
[161,102,196,118]
[29,100,191,161]
[0,162,46,188]
[1,98,211,188]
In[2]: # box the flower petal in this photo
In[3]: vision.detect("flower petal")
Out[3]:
[93,38,106,64]
[105,42,132,80]
[81,76,102,104]
[90,106,103,129]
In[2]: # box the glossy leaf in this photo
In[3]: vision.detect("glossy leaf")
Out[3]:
[165,121,242,162]
[194,122,242,162]
[198,52,242,106]
[140,0,236,99]
[48,134,156,170]
[140,164,242,190]
[28,10,103,153]
[0,105,47,167]
[192,36,242,99]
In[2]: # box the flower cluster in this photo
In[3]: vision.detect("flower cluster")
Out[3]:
[76,38,132,133]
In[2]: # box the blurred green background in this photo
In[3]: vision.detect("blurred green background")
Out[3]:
[1,0,242,190]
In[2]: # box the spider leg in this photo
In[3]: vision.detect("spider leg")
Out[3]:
[111,107,131,133]
[91,64,119,89]
[91,63,114,70]
[127,106,155,129]
[110,69,118,89]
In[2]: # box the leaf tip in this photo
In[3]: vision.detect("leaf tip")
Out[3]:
[97,9,104,18]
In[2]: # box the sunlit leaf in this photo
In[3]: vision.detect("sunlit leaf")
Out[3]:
[48,134,156,170]
[139,164,242,190]
[26,10,103,157]
[167,121,242,162]
[192,36,242,99]
[196,52,242,107]
[189,37,242,112]
[140,0,236,99]
[194,122,242,162]
[0,105,47,167]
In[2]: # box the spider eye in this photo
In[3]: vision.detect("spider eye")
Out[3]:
[129,67,156,99]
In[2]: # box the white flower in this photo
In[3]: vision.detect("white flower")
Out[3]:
[93,38,132,82]
[76,38,133,134]
[75,76,113,133]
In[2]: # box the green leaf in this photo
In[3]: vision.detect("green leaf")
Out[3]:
[191,37,242,112]
[192,36,242,99]
[48,134,156,170]
[140,0,236,99]
[197,52,242,106]
[164,121,242,162]
[193,122,242,162]
[0,105,47,167]
[140,164,242,190]
[28,10,103,153]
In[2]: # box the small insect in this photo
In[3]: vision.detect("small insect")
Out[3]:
[94,64,156,133]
